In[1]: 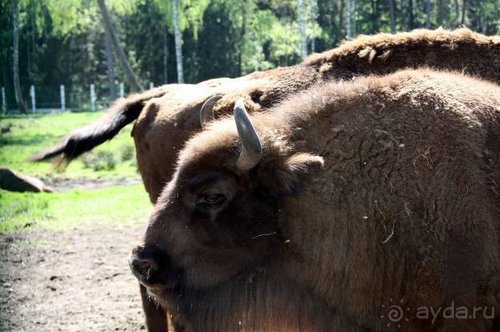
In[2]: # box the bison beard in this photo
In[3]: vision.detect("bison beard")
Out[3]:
[131,69,500,331]
[148,271,354,331]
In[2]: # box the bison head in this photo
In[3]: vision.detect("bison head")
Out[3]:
[129,100,323,294]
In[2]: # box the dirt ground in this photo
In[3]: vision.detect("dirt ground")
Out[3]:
[0,224,151,331]
[42,176,142,192]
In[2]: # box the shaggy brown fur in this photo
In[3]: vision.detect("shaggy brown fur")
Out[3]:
[306,27,500,82]
[34,28,499,203]
[33,29,500,331]
[124,28,500,203]
[132,69,500,331]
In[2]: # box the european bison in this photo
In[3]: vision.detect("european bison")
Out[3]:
[130,69,500,331]
[32,28,500,331]
[34,28,500,204]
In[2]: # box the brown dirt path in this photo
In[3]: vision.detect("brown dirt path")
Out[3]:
[42,176,142,192]
[0,224,148,331]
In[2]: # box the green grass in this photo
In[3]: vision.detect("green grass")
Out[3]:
[0,184,152,234]
[0,111,153,234]
[0,112,139,179]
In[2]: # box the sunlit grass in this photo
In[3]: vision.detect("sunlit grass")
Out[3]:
[0,111,152,234]
[0,184,151,234]
[0,111,139,179]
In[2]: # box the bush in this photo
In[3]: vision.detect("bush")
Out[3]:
[120,144,134,162]
[82,151,116,171]
[0,123,13,135]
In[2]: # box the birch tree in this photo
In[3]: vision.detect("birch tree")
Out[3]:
[298,0,307,59]
[239,0,248,74]
[172,0,184,83]
[352,0,356,37]
[426,0,431,28]
[339,0,345,36]
[310,0,317,52]
[346,0,353,39]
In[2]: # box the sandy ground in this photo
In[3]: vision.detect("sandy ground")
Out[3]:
[0,224,150,331]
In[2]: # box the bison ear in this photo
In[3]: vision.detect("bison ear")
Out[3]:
[285,153,324,177]
[258,153,324,197]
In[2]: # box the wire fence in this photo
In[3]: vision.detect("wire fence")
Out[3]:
[1,81,156,114]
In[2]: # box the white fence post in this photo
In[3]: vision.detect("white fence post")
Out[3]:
[1,87,5,114]
[119,82,124,98]
[30,85,36,113]
[149,82,154,89]
[60,85,66,112]
[90,84,96,112]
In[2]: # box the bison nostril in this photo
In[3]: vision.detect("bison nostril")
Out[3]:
[133,257,154,273]
[128,252,158,282]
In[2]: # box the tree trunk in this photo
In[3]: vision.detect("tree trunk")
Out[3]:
[12,0,27,113]
[103,32,116,101]
[479,0,486,32]
[346,0,352,39]
[352,0,356,37]
[298,0,307,59]
[437,0,444,26]
[339,0,345,38]
[408,0,414,30]
[163,28,169,84]
[310,0,317,52]
[388,0,396,33]
[239,0,247,75]
[425,0,431,28]
[172,0,184,83]
[461,0,466,25]
[27,0,34,83]
[371,0,379,33]
[97,0,143,92]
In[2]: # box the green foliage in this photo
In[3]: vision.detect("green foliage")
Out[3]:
[0,0,498,110]
[120,144,134,162]
[241,8,276,72]
[123,0,171,85]
[42,0,142,37]
[82,151,116,171]
[194,1,242,80]
[44,0,95,36]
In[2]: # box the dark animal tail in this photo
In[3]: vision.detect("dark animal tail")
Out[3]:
[31,86,170,164]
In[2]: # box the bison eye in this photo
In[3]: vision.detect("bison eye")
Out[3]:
[196,192,226,208]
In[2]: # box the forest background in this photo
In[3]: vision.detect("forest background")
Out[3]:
[1,0,498,112]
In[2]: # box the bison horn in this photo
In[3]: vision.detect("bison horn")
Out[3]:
[199,95,222,128]
[234,99,262,170]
